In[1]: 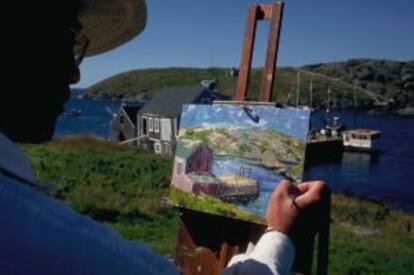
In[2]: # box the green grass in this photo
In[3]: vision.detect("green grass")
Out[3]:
[328,223,413,274]
[108,210,178,256]
[21,137,414,273]
[328,194,414,274]
[20,136,178,254]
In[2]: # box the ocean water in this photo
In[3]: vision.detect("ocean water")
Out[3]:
[305,110,414,213]
[54,91,414,214]
[54,92,120,139]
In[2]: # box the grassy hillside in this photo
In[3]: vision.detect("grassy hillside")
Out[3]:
[304,59,414,108]
[21,137,414,273]
[84,59,414,109]
[84,67,370,107]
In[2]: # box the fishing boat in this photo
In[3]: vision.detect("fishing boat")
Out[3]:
[305,82,344,165]
[65,108,82,117]
[342,83,382,153]
[342,129,381,152]
[306,117,344,165]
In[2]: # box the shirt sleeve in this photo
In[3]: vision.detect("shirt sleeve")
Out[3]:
[0,174,179,275]
[222,231,295,275]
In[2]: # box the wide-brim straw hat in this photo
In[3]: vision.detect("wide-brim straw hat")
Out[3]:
[76,0,147,56]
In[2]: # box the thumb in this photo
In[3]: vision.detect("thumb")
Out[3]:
[294,181,326,209]
[274,179,291,196]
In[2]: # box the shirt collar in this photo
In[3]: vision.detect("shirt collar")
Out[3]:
[0,133,36,183]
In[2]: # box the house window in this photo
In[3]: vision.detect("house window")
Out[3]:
[154,142,162,154]
[176,162,184,175]
[175,118,180,137]
[142,118,148,135]
[154,118,160,133]
[119,114,125,124]
[165,143,171,155]
[149,117,153,132]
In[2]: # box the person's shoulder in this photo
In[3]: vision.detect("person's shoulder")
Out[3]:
[0,171,178,274]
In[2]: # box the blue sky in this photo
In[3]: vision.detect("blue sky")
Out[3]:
[74,0,414,88]
[180,105,310,141]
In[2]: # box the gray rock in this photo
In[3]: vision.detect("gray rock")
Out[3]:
[396,106,414,117]
[403,82,414,90]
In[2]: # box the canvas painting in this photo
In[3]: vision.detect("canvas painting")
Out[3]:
[170,104,311,224]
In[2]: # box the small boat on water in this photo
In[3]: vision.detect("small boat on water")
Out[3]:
[342,84,382,153]
[306,117,344,165]
[65,108,82,117]
[342,129,381,152]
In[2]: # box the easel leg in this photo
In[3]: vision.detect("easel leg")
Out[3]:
[317,190,331,275]
[174,209,264,275]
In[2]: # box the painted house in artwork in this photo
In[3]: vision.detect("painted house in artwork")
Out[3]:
[172,143,222,196]
[172,141,260,201]
[137,87,228,156]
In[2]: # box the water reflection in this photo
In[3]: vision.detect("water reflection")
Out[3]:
[342,151,380,165]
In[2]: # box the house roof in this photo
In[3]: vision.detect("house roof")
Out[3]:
[175,142,200,159]
[122,103,145,126]
[138,86,227,118]
[175,142,212,159]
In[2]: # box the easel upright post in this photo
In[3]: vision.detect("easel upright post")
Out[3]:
[235,2,284,102]
[235,4,259,101]
[260,2,284,102]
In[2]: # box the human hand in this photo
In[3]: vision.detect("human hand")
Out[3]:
[266,180,326,235]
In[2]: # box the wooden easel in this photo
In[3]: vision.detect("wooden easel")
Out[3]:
[174,2,330,274]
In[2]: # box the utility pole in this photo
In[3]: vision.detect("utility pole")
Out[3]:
[296,70,300,107]
[309,77,313,108]
[327,84,331,114]
[353,81,358,128]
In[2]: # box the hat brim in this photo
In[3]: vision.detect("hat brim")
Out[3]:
[76,0,147,57]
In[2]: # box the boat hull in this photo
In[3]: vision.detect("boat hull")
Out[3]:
[305,139,343,166]
[343,145,382,154]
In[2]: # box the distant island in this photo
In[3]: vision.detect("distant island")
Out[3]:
[82,59,414,114]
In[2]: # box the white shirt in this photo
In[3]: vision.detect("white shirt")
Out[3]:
[223,231,295,275]
[0,133,294,274]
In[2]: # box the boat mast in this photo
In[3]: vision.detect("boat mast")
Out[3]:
[327,84,331,114]
[296,70,300,107]
[309,77,313,108]
[287,84,294,106]
[353,81,358,128]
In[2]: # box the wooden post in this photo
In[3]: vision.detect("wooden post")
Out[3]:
[175,209,264,275]
[317,189,331,275]
[234,4,259,101]
[260,2,284,102]
[234,2,284,102]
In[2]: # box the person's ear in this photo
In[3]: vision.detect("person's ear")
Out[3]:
[69,66,80,84]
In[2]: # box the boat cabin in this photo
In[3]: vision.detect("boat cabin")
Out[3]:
[342,129,381,152]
